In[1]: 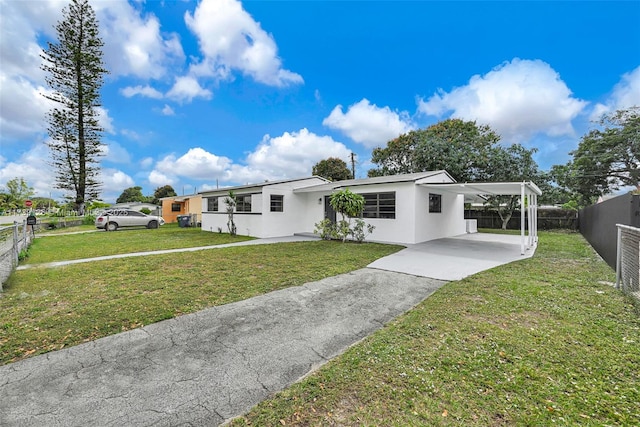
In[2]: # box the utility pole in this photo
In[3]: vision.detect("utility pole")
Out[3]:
[350,152,356,179]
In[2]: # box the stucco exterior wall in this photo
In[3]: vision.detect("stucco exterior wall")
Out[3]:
[161,195,202,224]
[199,175,473,244]
[200,177,327,238]
[414,187,465,242]
[354,182,417,244]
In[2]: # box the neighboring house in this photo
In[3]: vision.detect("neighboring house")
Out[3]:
[160,194,203,224]
[200,171,541,252]
[109,202,160,215]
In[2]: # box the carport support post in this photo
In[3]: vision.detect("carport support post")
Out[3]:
[520,182,525,255]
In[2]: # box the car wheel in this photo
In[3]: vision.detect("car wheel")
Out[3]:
[147,220,158,229]
[107,222,118,232]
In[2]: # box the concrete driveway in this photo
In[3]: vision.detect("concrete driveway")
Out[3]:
[368,232,536,280]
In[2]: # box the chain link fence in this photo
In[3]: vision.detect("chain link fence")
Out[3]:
[0,221,34,291]
[616,224,640,301]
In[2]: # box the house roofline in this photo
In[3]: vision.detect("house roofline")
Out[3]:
[199,176,330,196]
[293,171,455,193]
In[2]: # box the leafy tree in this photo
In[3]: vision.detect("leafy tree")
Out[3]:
[31,197,59,210]
[86,200,110,212]
[368,118,500,182]
[369,119,548,228]
[0,178,35,211]
[484,144,542,229]
[330,188,365,242]
[41,0,108,215]
[151,185,177,205]
[312,157,353,181]
[116,186,147,203]
[556,106,640,206]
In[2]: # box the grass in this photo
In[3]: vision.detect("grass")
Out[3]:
[37,224,97,234]
[23,223,253,264]
[0,240,401,365]
[230,231,640,426]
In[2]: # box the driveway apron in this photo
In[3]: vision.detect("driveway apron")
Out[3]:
[0,269,444,426]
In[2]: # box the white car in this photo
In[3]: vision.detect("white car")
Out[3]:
[95,209,165,231]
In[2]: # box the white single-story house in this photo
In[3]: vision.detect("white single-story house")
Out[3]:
[200,171,541,254]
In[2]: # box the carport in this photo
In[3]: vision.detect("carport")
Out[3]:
[422,181,542,255]
[368,232,536,280]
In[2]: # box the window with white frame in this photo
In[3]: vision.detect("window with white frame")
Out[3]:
[270,195,284,212]
[236,194,252,212]
[429,193,442,213]
[207,197,218,212]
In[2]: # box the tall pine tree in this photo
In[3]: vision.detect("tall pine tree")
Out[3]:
[41,0,107,215]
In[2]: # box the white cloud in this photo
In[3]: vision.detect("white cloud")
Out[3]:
[96,107,115,134]
[184,0,302,87]
[0,0,129,143]
[146,129,350,187]
[418,58,587,141]
[590,66,640,121]
[156,147,232,180]
[161,104,175,116]
[121,85,164,99]
[148,170,175,187]
[99,168,136,202]
[0,143,54,198]
[0,74,52,140]
[92,0,185,79]
[166,76,213,103]
[140,157,154,169]
[323,99,414,148]
[102,141,132,164]
[231,129,351,182]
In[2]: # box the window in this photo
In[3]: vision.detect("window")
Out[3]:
[171,203,181,212]
[429,193,442,213]
[270,195,284,212]
[236,194,252,212]
[207,197,218,212]
[362,192,395,219]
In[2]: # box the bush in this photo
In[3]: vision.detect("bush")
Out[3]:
[140,208,152,215]
[314,218,336,240]
[351,219,375,243]
[82,215,96,225]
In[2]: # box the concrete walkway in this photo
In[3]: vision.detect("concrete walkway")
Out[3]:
[17,235,318,270]
[1,232,535,426]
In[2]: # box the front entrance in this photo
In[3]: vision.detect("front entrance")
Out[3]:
[324,196,337,223]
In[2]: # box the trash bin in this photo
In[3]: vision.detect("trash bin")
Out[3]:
[177,215,191,228]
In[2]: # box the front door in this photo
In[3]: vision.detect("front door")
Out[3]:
[324,196,337,223]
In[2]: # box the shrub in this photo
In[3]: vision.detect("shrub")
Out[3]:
[351,219,376,243]
[140,208,152,215]
[314,218,336,240]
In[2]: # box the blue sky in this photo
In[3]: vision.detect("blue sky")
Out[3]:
[1,0,639,203]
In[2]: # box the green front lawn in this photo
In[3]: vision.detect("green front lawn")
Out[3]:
[1,240,401,364]
[23,224,253,264]
[231,231,640,426]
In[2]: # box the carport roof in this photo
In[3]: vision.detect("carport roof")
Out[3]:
[421,181,542,197]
